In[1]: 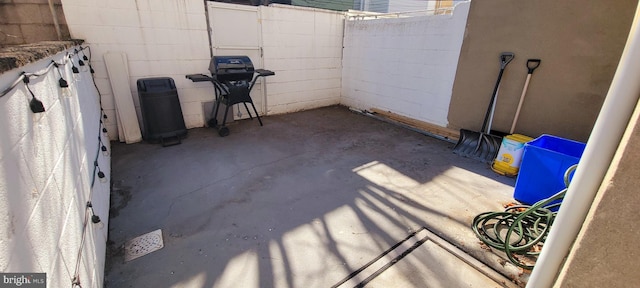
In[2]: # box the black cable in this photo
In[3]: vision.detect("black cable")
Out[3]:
[71,205,90,287]
[86,45,109,188]
[23,61,57,78]
[0,51,69,97]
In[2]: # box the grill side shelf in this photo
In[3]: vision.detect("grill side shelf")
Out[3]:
[186,74,214,82]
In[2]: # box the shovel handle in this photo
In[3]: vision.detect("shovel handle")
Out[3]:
[527,59,541,74]
[481,52,515,133]
[510,74,531,134]
[510,59,542,133]
[500,52,515,69]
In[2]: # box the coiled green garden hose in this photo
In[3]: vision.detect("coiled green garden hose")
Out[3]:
[471,164,578,269]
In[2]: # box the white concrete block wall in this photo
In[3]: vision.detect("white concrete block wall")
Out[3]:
[0,48,110,288]
[341,1,470,127]
[62,1,471,137]
[62,0,211,140]
[262,5,344,115]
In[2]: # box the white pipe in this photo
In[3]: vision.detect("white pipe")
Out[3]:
[527,2,640,287]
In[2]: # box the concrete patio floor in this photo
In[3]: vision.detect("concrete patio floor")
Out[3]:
[105,106,527,288]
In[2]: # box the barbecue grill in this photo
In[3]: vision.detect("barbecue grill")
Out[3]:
[186,56,275,137]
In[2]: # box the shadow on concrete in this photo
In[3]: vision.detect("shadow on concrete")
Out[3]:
[105,106,519,288]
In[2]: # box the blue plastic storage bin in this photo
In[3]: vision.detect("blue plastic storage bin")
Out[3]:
[513,134,586,206]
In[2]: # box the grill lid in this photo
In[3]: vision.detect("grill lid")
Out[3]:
[210,56,255,82]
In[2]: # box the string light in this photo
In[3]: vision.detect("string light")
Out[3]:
[93,160,107,183]
[71,54,79,74]
[75,50,89,72]
[86,202,104,229]
[0,45,111,287]
[102,109,108,119]
[76,44,110,286]
[0,44,113,288]
[81,49,89,61]
[53,62,69,88]
[84,47,95,74]
[2,46,109,183]
[99,137,109,156]
[99,119,105,130]
[22,76,46,113]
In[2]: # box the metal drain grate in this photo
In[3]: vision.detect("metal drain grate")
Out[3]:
[124,229,164,262]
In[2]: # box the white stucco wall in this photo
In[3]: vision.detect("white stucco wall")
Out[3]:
[341,1,469,127]
[0,47,110,288]
[61,0,211,140]
[262,5,344,114]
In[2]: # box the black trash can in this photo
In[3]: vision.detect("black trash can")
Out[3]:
[136,77,187,146]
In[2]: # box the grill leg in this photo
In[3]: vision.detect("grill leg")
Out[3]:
[222,99,231,127]
[250,102,263,126]
[210,98,221,127]
[242,103,254,120]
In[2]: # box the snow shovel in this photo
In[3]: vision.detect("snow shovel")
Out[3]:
[453,52,514,162]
